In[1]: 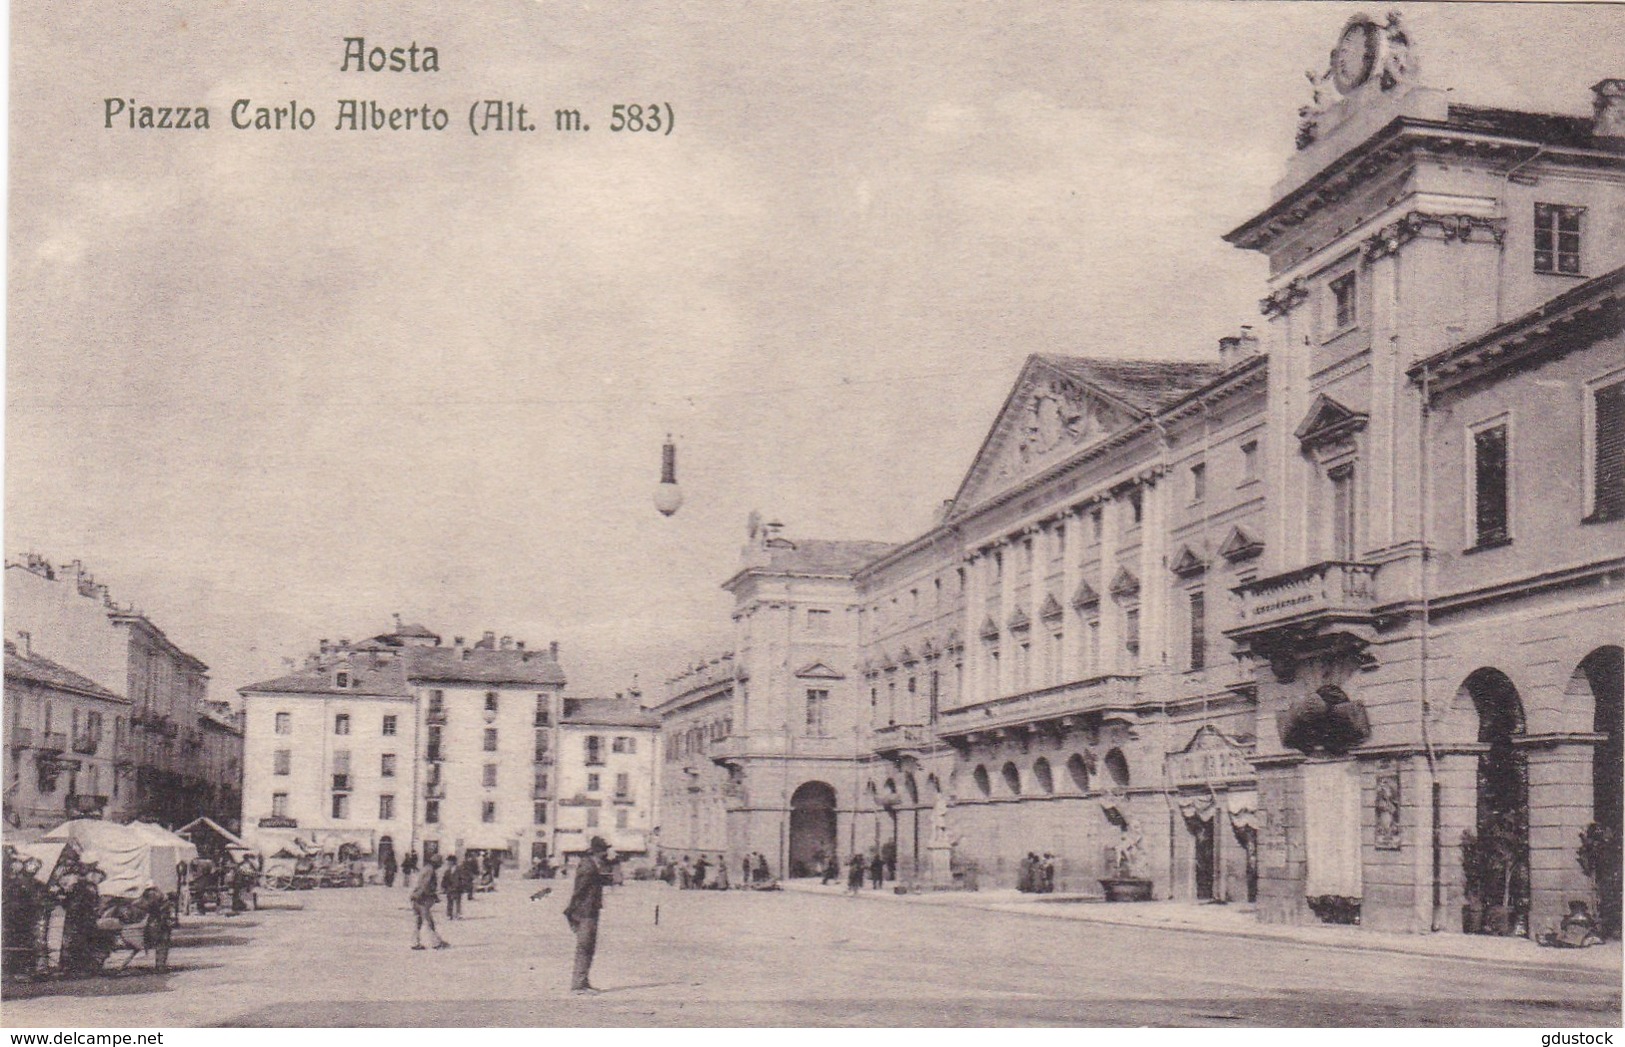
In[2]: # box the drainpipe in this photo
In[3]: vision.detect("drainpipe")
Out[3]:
[1419,366,1442,930]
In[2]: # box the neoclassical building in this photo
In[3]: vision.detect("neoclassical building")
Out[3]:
[657,17,1624,937]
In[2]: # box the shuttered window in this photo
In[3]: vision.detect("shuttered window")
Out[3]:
[1188,591,1206,671]
[1594,379,1625,522]
[1534,204,1583,275]
[1473,423,1510,546]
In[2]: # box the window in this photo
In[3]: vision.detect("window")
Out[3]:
[616,809,629,829]
[534,695,550,726]
[929,671,941,723]
[335,671,350,689]
[1330,463,1357,560]
[612,736,636,754]
[535,730,550,760]
[483,763,498,787]
[534,802,548,825]
[1188,591,1207,671]
[381,753,397,778]
[807,608,831,634]
[484,727,498,752]
[274,712,291,735]
[1087,618,1101,674]
[331,794,350,819]
[1091,507,1103,541]
[274,749,291,775]
[382,714,397,736]
[869,686,877,708]
[1589,376,1625,523]
[485,691,499,713]
[615,772,630,798]
[334,713,350,736]
[535,770,549,793]
[1534,203,1583,275]
[1329,271,1358,331]
[805,689,830,736]
[379,794,395,820]
[271,792,288,818]
[993,550,1004,582]
[1241,441,1259,483]
[586,808,600,828]
[1190,462,1206,504]
[425,800,440,824]
[1124,608,1141,660]
[1127,488,1143,527]
[429,689,444,708]
[482,801,496,823]
[1470,421,1511,547]
[587,773,600,792]
[1054,523,1067,559]
[586,735,604,765]
[426,725,443,761]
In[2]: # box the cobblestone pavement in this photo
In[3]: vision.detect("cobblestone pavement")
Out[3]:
[2,880,1619,1027]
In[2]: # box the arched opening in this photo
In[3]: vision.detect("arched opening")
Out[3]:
[972,764,991,797]
[1461,668,1529,935]
[1032,757,1055,795]
[1104,748,1131,789]
[1578,646,1624,937]
[1001,761,1022,796]
[1066,752,1090,792]
[789,780,837,879]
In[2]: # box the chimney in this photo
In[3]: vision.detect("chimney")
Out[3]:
[1219,326,1260,367]
[515,640,526,652]
[478,630,496,650]
[500,635,513,651]
[1593,80,1625,149]
[16,631,30,657]
[392,612,402,631]
[319,639,330,655]
[549,641,560,662]
[453,636,465,658]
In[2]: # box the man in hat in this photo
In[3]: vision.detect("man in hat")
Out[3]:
[564,836,614,994]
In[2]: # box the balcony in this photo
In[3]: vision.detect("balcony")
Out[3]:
[871,722,933,758]
[425,747,443,763]
[37,731,68,753]
[425,782,446,800]
[426,708,447,725]
[71,732,100,755]
[1228,561,1380,677]
[331,773,352,792]
[533,750,553,765]
[937,673,1142,741]
[532,784,550,800]
[706,732,853,766]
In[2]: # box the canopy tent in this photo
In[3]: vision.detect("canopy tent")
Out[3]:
[41,819,194,899]
[10,839,68,884]
[178,816,251,859]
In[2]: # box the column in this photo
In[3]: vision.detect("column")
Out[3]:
[1140,478,1167,671]
[964,552,983,705]
[997,538,1015,697]
[1099,498,1121,674]
[1028,524,1045,689]
[1061,508,1082,683]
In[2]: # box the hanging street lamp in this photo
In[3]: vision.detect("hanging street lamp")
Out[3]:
[654,434,683,517]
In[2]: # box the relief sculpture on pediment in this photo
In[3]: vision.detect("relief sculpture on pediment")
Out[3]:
[996,379,1108,482]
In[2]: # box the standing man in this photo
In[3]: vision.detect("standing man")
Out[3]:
[411,854,449,950]
[442,855,463,920]
[381,849,398,889]
[564,836,614,995]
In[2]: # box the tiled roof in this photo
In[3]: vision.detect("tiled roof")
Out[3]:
[238,657,412,698]
[1036,356,1228,416]
[395,622,438,639]
[561,698,660,728]
[3,643,128,703]
[758,538,894,576]
[1444,105,1600,150]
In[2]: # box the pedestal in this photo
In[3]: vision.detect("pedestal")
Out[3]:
[927,844,953,888]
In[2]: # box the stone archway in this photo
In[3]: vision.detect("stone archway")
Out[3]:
[789,781,838,879]
[1461,668,1529,935]
[1574,646,1624,937]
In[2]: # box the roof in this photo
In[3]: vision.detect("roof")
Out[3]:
[3,643,128,704]
[561,698,660,728]
[404,647,567,687]
[1035,356,1228,417]
[1444,104,1599,150]
[238,656,413,698]
[394,622,438,639]
[754,538,894,576]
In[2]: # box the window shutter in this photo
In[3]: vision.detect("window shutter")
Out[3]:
[1474,425,1509,545]
[1596,381,1625,521]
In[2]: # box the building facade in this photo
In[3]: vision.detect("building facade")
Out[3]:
[3,638,135,827]
[653,655,736,863]
[554,699,660,861]
[655,19,1625,937]
[4,556,242,828]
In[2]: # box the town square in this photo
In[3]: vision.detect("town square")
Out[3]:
[4,0,1624,1031]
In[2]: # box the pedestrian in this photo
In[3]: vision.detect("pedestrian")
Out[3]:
[755,853,770,884]
[1042,853,1056,894]
[822,852,839,886]
[868,851,883,890]
[402,851,418,885]
[564,835,614,995]
[742,853,753,886]
[61,867,104,976]
[442,855,462,919]
[693,854,709,889]
[678,856,692,890]
[461,853,477,903]
[713,853,730,891]
[137,884,175,973]
[846,853,864,895]
[411,855,449,950]
[382,851,398,888]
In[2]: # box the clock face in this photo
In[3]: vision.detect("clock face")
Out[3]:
[1331,21,1377,94]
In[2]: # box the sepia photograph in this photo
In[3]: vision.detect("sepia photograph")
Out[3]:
[2,0,1622,1031]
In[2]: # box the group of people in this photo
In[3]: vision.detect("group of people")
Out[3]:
[656,851,775,889]
[1017,852,1057,894]
[2,846,176,981]
[182,855,259,915]
[844,851,890,893]
[385,847,502,890]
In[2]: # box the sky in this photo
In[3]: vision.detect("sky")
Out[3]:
[6,0,1623,704]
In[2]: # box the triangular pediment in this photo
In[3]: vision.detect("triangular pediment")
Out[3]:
[794,661,845,681]
[944,628,962,650]
[1170,545,1208,578]
[1109,567,1140,598]
[1294,394,1368,450]
[1039,593,1065,621]
[898,646,918,665]
[1007,606,1031,632]
[1218,525,1264,563]
[879,650,897,671]
[949,357,1140,515]
[1071,579,1100,608]
[920,638,938,659]
[978,615,1000,640]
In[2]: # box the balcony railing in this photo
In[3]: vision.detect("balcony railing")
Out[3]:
[37,731,68,753]
[426,709,447,725]
[937,673,1141,739]
[532,784,550,800]
[871,722,933,755]
[425,782,446,799]
[533,750,553,764]
[426,748,443,762]
[1230,560,1379,635]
